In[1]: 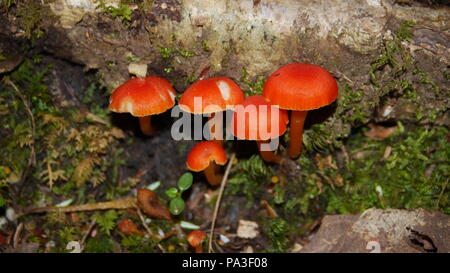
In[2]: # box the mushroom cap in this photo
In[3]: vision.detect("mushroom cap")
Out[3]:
[109,76,176,117]
[186,141,228,172]
[186,230,206,247]
[231,95,289,141]
[263,63,338,111]
[179,77,245,114]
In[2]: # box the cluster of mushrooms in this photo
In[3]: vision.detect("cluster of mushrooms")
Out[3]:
[109,63,338,187]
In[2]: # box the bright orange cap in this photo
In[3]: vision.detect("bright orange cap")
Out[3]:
[186,230,206,247]
[231,95,289,141]
[186,141,228,172]
[263,63,338,111]
[179,77,245,114]
[109,76,176,117]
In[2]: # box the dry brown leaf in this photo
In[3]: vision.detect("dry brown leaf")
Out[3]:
[137,189,172,221]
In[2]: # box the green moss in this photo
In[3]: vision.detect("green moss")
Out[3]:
[158,45,198,76]
[303,124,341,152]
[159,46,174,59]
[226,123,449,244]
[121,234,159,253]
[200,40,211,52]
[1,56,127,210]
[58,226,80,246]
[96,0,133,25]
[325,125,449,214]
[262,217,290,252]
[226,155,272,206]
[396,21,415,42]
[413,69,440,95]
[92,210,118,236]
[15,0,55,40]
[84,234,115,253]
[177,48,196,58]
[367,20,446,123]
[240,68,265,97]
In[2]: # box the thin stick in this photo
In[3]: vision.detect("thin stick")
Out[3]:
[4,78,36,187]
[137,208,154,235]
[208,153,235,253]
[19,197,136,217]
[137,208,176,242]
[13,222,24,249]
[80,218,96,252]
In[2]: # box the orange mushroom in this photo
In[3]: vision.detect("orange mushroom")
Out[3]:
[231,95,289,163]
[186,141,228,186]
[109,76,176,136]
[263,63,338,159]
[186,230,206,253]
[179,77,245,144]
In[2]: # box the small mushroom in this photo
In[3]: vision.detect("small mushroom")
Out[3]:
[137,189,172,221]
[179,77,245,144]
[186,230,206,253]
[231,95,289,163]
[186,141,228,186]
[109,76,176,136]
[263,63,338,159]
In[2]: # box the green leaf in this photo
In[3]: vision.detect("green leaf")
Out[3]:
[177,172,193,192]
[169,197,185,215]
[166,187,178,198]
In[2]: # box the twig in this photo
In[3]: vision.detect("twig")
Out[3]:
[334,70,354,84]
[13,222,24,249]
[208,153,235,253]
[80,218,96,252]
[18,197,137,217]
[137,208,153,235]
[4,78,36,187]
[137,208,175,242]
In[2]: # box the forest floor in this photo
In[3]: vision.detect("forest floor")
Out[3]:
[0,54,448,253]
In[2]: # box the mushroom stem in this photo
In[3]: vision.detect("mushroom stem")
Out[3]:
[203,162,223,186]
[257,141,280,163]
[288,110,308,159]
[194,245,203,253]
[209,113,223,145]
[138,115,156,136]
